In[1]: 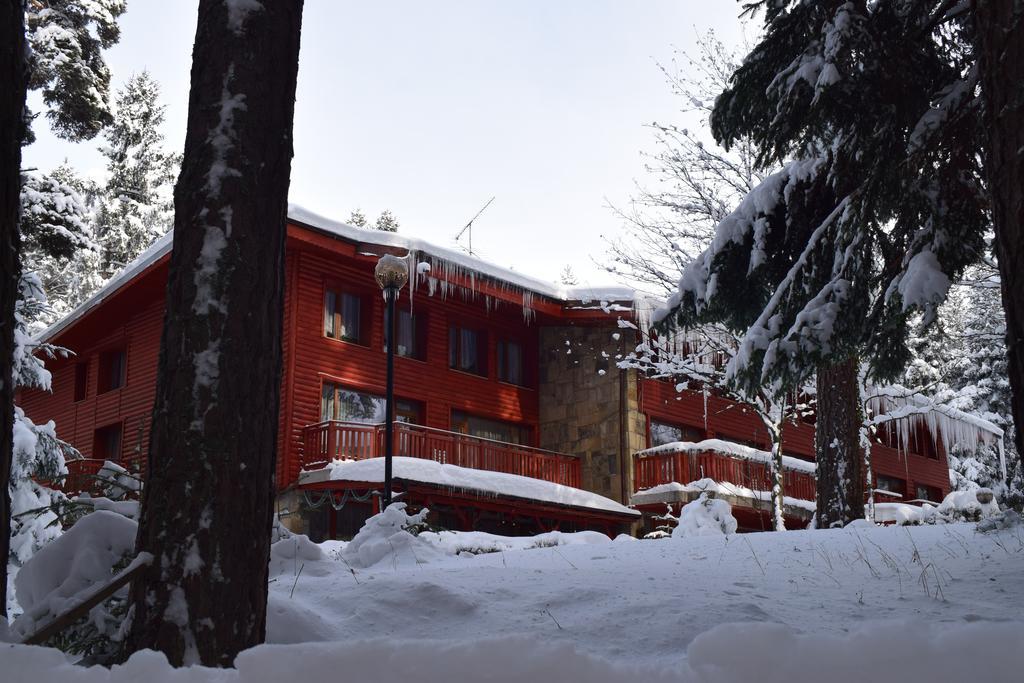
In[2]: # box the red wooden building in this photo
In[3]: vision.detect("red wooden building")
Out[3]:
[19,206,998,538]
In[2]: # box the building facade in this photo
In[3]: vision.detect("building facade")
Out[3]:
[20,207,977,538]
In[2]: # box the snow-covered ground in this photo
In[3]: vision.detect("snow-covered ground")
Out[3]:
[4,514,1021,681]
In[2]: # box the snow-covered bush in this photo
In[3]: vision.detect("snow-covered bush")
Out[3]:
[11,511,138,662]
[937,489,1000,522]
[341,503,442,569]
[671,493,738,538]
[874,489,1000,526]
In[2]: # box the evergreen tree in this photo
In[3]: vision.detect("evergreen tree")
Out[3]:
[348,208,368,228]
[1,0,29,621]
[3,0,124,623]
[25,0,127,141]
[19,165,99,328]
[375,209,399,232]
[656,1,988,526]
[96,71,179,278]
[974,0,1024,461]
[7,273,78,619]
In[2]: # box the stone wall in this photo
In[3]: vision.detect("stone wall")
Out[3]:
[538,325,646,503]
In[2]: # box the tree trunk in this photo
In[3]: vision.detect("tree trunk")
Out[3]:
[0,0,27,623]
[124,0,303,666]
[768,431,786,532]
[975,0,1024,459]
[814,358,863,528]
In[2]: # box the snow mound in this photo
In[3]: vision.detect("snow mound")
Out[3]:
[937,489,1000,521]
[271,534,324,562]
[341,503,442,569]
[11,510,137,638]
[419,529,612,555]
[673,493,738,537]
[874,489,1000,525]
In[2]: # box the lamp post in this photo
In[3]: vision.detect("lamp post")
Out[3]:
[374,254,409,509]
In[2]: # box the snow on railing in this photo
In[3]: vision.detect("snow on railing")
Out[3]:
[301,420,581,488]
[634,441,816,502]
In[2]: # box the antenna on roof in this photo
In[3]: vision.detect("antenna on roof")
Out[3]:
[454,196,495,256]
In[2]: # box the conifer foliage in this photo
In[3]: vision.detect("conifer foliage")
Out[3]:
[1,0,30,622]
[663,1,987,393]
[96,71,179,278]
[653,2,990,526]
[25,0,127,140]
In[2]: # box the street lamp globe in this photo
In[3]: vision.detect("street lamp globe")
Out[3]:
[374,254,409,296]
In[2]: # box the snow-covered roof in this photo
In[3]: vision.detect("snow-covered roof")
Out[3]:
[299,456,640,517]
[637,438,818,475]
[38,203,640,343]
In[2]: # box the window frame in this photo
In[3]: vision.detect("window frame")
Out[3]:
[97,348,127,394]
[451,409,531,446]
[448,323,488,377]
[323,284,371,346]
[320,380,423,425]
[93,422,124,462]
[73,361,89,402]
[647,419,704,448]
[496,337,528,387]
[875,474,907,498]
[392,308,427,361]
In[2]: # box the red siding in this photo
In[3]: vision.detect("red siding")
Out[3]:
[19,263,167,474]
[22,228,554,492]
[639,377,951,498]
[279,243,542,485]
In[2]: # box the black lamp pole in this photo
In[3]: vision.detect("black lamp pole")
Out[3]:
[383,285,396,508]
[374,254,409,510]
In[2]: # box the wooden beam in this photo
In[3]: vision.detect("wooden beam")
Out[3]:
[21,552,153,646]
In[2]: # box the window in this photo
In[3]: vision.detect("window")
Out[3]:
[452,410,529,445]
[875,474,906,498]
[649,420,703,447]
[97,349,126,393]
[324,289,366,343]
[93,423,123,461]
[497,339,525,386]
[73,362,88,401]
[392,309,425,360]
[449,325,487,376]
[320,383,421,424]
[915,484,942,502]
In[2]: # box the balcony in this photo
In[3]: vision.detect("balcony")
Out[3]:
[633,444,817,503]
[301,420,581,489]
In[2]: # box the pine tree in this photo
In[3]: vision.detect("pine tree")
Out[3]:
[975,0,1024,462]
[348,208,368,227]
[124,0,304,666]
[19,165,98,329]
[3,0,124,624]
[7,273,78,619]
[374,209,399,232]
[25,0,127,141]
[95,71,179,278]
[1,0,29,622]
[656,1,989,526]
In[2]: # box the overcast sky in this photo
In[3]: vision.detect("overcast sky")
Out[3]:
[24,1,748,289]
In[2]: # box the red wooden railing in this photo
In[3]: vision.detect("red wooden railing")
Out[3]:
[57,458,110,496]
[633,448,817,502]
[301,420,581,489]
